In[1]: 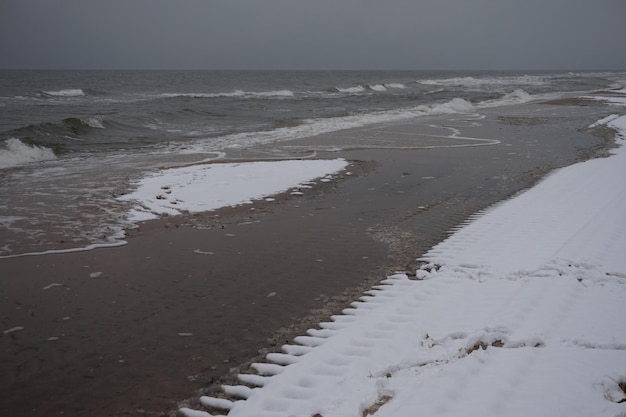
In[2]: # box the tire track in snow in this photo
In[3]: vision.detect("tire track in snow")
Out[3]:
[181,264,626,417]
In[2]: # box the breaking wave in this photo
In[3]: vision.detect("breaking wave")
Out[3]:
[160,89,294,99]
[417,75,548,88]
[6,116,109,145]
[385,83,407,89]
[500,88,533,103]
[333,85,368,94]
[0,138,57,169]
[368,84,388,92]
[55,117,106,134]
[43,89,85,97]
[332,83,406,94]
[83,116,105,129]
[416,98,475,114]
[482,89,535,107]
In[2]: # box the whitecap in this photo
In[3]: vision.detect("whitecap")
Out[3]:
[501,88,533,103]
[424,88,445,95]
[417,80,439,86]
[481,89,535,107]
[418,76,547,89]
[422,77,483,87]
[384,83,407,89]
[0,138,57,169]
[250,90,294,97]
[368,84,388,92]
[336,85,367,94]
[160,89,294,99]
[417,98,475,114]
[44,89,85,97]
[83,116,105,129]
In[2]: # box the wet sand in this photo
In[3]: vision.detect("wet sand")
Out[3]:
[0,100,616,416]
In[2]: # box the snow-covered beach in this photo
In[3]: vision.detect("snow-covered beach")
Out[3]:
[2,91,624,417]
[178,100,626,416]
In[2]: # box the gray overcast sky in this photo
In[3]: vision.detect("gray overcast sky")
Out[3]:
[1,0,625,70]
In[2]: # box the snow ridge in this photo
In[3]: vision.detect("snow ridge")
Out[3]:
[182,264,626,417]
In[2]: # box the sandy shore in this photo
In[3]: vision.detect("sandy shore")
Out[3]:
[0,99,615,416]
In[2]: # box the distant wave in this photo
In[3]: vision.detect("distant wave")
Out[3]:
[418,77,475,86]
[416,98,475,115]
[0,138,56,169]
[417,89,534,113]
[252,90,294,97]
[160,89,294,99]
[82,116,105,129]
[417,75,548,88]
[424,88,446,95]
[333,85,368,94]
[384,83,407,89]
[43,89,85,97]
[9,116,108,141]
[330,83,406,94]
[61,117,107,133]
[368,84,388,92]
[483,89,534,106]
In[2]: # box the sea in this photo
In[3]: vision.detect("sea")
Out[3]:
[1,70,625,256]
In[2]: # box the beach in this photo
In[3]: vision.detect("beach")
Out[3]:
[178,95,626,417]
[1,95,620,417]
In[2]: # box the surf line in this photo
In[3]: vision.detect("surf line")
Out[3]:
[416,133,501,146]
[0,240,128,259]
[279,133,500,153]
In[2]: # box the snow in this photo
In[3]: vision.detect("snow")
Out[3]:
[180,104,626,416]
[120,159,348,222]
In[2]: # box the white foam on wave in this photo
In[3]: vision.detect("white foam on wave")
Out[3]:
[0,138,57,169]
[253,89,294,97]
[160,89,294,99]
[418,88,535,113]
[384,83,407,89]
[160,91,242,99]
[417,97,475,114]
[44,89,85,97]
[501,88,533,102]
[418,75,548,88]
[424,88,445,95]
[481,88,535,107]
[83,116,105,129]
[330,83,406,95]
[336,85,367,94]
[368,84,387,92]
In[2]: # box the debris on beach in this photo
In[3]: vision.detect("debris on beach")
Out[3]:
[42,282,64,290]
[3,326,24,335]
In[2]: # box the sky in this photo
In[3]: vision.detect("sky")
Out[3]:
[1,0,625,70]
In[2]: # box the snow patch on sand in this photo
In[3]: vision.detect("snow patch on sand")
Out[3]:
[120,159,348,222]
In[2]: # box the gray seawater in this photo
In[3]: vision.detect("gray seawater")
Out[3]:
[1,70,625,256]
